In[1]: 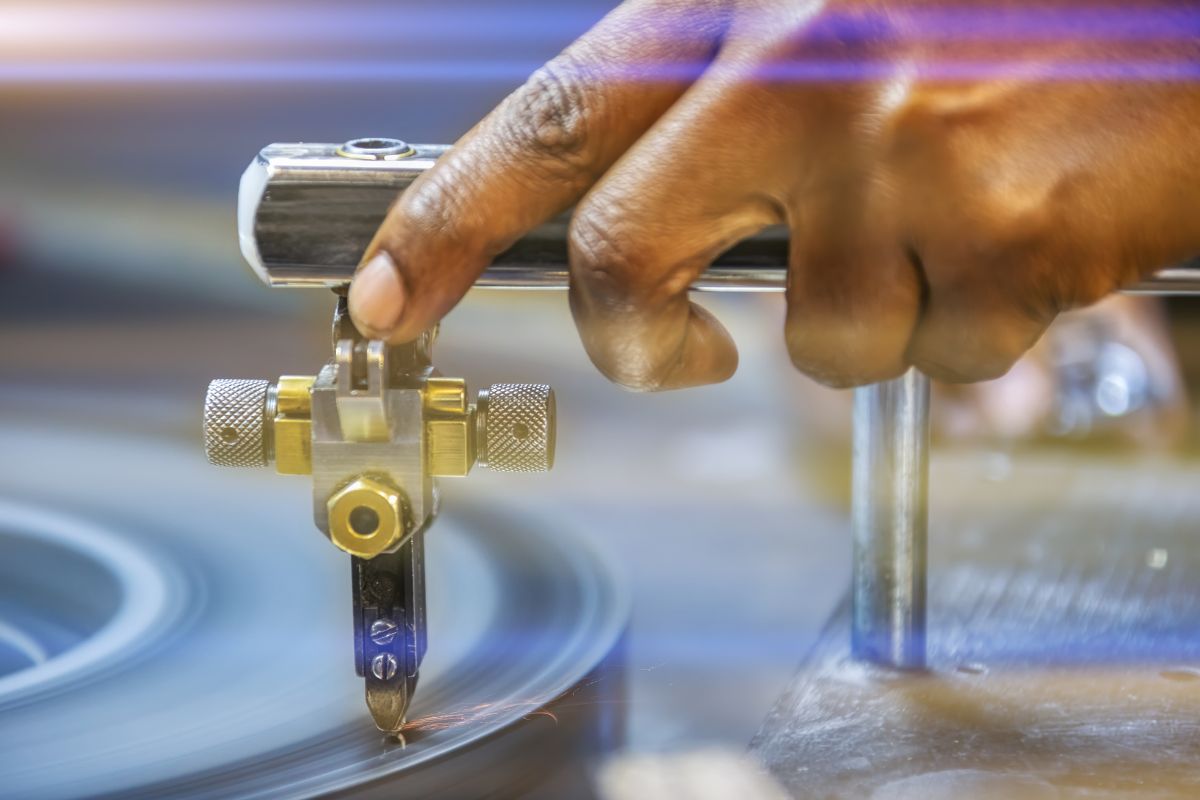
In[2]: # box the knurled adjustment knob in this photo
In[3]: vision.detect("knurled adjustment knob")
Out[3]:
[204,378,273,467]
[477,384,555,473]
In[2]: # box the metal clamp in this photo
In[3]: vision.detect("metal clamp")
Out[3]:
[201,298,557,733]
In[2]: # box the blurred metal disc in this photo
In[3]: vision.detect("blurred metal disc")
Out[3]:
[0,422,627,799]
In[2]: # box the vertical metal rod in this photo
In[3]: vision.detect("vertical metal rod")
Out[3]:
[851,368,930,669]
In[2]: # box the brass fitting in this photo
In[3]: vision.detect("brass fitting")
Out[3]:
[326,475,412,558]
[425,377,475,478]
[273,375,315,475]
[204,367,553,559]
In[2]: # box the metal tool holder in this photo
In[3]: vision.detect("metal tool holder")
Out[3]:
[205,225,556,733]
[230,136,1200,710]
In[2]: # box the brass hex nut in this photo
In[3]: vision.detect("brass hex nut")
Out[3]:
[326,476,410,558]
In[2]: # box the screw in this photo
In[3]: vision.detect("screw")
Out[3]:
[370,619,399,646]
[371,653,398,681]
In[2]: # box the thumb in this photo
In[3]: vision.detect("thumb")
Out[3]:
[348,251,406,339]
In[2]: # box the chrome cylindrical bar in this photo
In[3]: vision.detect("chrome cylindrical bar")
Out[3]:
[851,369,930,670]
[240,140,1200,294]
[239,140,791,289]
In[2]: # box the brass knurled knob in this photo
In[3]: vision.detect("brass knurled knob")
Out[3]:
[476,384,555,473]
[204,378,272,467]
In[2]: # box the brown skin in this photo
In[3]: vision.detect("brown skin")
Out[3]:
[349,0,1200,390]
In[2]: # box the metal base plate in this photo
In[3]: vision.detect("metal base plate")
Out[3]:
[753,450,1200,799]
[0,422,627,799]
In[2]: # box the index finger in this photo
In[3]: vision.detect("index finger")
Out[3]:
[349,0,728,343]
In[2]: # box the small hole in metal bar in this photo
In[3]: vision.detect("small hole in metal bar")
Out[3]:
[340,138,413,157]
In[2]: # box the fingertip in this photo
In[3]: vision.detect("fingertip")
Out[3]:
[676,301,739,387]
[589,303,739,392]
[348,251,406,339]
[908,305,1050,385]
[783,309,912,389]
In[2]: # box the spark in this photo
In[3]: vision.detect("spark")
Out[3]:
[401,699,560,734]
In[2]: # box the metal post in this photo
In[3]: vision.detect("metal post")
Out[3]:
[851,368,930,669]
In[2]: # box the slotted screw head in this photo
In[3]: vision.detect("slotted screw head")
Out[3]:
[370,619,399,646]
[371,653,399,681]
[478,384,555,473]
[204,379,271,467]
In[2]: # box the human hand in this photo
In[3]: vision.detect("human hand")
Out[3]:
[349,0,1200,389]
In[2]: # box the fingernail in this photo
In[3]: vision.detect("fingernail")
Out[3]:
[349,251,405,336]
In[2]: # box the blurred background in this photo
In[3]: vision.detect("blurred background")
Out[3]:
[3,0,1200,791]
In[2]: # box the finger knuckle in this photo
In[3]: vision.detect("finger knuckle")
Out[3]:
[506,57,602,181]
[967,190,1056,260]
[800,7,898,58]
[568,202,651,307]
[745,5,897,69]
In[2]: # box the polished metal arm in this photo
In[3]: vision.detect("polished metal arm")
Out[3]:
[240,139,1200,294]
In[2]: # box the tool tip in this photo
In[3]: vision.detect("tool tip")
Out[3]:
[366,683,409,737]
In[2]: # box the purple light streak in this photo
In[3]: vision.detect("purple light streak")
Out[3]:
[0,58,1196,86]
[0,4,1195,86]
